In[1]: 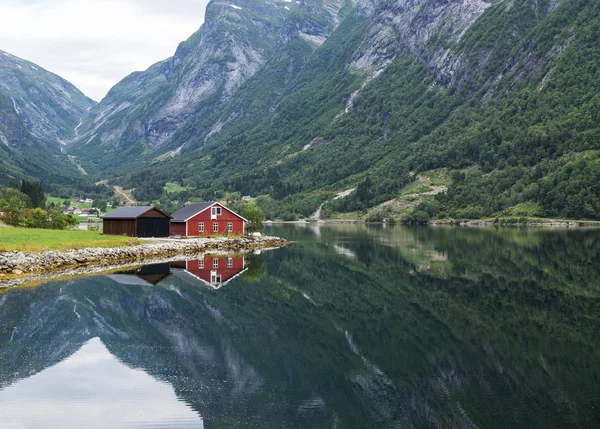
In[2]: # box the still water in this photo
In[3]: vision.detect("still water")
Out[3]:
[0,224,599,428]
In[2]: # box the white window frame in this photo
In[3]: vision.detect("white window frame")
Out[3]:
[199,259,204,269]
[227,257,233,268]
[213,222,219,233]
[211,275,222,285]
[227,222,233,233]
[199,222,204,233]
[213,258,219,268]
[212,207,222,216]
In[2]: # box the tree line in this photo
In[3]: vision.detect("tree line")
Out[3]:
[0,181,79,230]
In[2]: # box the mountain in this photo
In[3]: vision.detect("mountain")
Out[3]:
[0,50,97,186]
[0,91,80,185]
[0,50,95,149]
[69,0,349,171]
[69,0,600,220]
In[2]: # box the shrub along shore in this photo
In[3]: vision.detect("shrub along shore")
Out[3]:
[0,235,289,284]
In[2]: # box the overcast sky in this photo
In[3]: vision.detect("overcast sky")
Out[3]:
[0,0,211,101]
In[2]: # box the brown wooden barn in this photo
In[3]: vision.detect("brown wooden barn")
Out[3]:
[102,206,171,237]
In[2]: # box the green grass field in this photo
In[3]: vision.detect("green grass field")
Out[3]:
[400,182,432,196]
[164,182,190,193]
[46,196,93,209]
[0,226,140,253]
[46,196,69,207]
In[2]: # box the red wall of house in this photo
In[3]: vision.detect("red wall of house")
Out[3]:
[181,204,245,237]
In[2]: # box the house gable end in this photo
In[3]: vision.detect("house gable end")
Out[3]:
[182,202,248,223]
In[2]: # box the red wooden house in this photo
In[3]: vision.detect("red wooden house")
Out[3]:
[170,255,247,289]
[170,202,247,237]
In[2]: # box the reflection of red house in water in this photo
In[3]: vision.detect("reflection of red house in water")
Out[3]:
[170,255,247,289]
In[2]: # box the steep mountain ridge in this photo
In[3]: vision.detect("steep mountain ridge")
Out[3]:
[71,0,495,170]
[70,0,350,171]
[0,50,100,186]
[0,91,83,185]
[0,50,95,149]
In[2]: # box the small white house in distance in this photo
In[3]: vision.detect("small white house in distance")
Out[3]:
[242,196,253,201]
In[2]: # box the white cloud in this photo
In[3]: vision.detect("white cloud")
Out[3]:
[0,0,210,101]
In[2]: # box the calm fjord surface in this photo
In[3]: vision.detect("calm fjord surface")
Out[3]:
[0,225,598,428]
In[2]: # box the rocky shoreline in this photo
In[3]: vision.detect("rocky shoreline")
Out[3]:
[0,236,289,286]
[428,220,596,227]
[269,219,600,227]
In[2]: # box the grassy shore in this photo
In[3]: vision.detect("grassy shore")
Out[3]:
[0,225,140,253]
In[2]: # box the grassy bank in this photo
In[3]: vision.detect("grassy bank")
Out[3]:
[0,225,140,253]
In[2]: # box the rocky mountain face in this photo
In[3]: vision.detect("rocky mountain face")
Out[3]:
[0,90,79,185]
[69,0,503,169]
[0,50,96,185]
[350,0,493,77]
[70,0,350,170]
[0,50,95,150]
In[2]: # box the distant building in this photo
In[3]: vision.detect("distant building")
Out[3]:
[242,196,253,201]
[170,202,247,237]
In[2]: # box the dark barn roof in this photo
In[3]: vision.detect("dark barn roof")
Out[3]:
[102,206,171,220]
[171,202,215,222]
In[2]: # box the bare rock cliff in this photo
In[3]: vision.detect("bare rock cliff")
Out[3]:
[349,0,494,85]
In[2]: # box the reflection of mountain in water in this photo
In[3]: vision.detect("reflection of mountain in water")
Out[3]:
[1,226,600,428]
[108,263,172,287]
[0,258,353,428]
[0,337,203,428]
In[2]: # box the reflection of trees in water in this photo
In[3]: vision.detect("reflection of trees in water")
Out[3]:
[266,225,600,428]
[0,226,599,428]
[242,254,265,282]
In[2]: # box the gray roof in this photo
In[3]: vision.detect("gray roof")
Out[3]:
[170,202,215,222]
[102,206,169,219]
